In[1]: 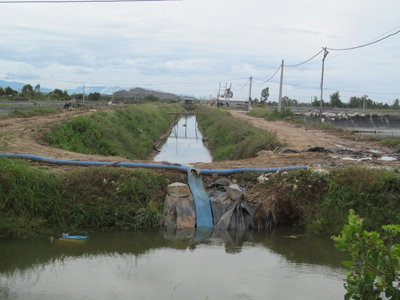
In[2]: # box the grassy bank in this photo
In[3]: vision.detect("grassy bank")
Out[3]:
[196,106,280,160]
[43,104,184,160]
[1,156,399,238]
[252,167,400,235]
[0,157,185,239]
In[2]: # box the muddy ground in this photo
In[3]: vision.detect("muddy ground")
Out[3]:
[0,106,399,174]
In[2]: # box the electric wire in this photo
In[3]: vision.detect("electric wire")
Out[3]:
[0,0,164,3]
[231,78,249,91]
[285,49,324,67]
[252,65,281,85]
[327,24,400,61]
[0,72,248,88]
[327,29,400,51]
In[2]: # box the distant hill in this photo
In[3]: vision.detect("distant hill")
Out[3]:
[0,80,52,93]
[114,88,178,100]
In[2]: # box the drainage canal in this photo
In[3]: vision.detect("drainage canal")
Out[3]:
[153,113,212,164]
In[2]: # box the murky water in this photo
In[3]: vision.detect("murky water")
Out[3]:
[0,228,348,300]
[154,114,213,164]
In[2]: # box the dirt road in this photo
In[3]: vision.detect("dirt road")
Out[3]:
[0,107,399,173]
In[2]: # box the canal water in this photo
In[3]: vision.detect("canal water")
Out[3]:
[0,228,348,300]
[154,114,213,164]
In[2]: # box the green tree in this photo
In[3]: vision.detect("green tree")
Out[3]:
[62,90,69,100]
[261,87,269,103]
[5,86,14,96]
[34,84,40,93]
[312,96,320,107]
[349,96,361,109]
[53,89,64,98]
[49,93,60,100]
[88,92,101,101]
[22,84,33,94]
[0,87,4,96]
[225,88,233,98]
[333,210,400,300]
[330,91,343,108]
[145,95,160,102]
[393,99,400,110]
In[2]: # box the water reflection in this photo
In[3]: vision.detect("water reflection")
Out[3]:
[0,228,348,300]
[154,114,212,164]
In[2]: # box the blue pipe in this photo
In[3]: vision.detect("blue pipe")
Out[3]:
[0,154,308,174]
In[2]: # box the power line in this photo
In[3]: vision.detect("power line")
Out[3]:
[231,79,249,91]
[285,49,324,67]
[252,65,281,85]
[327,29,400,51]
[0,0,164,3]
[0,72,248,88]
[327,24,400,61]
[284,82,399,96]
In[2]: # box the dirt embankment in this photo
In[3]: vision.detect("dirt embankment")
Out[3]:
[0,107,399,173]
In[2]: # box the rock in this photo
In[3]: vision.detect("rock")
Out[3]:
[167,182,191,198]
[257,150,274,157]
[163,194,196,229]
[224,184,244,201]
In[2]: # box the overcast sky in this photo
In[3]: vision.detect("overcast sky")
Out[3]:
[0,0,399,104]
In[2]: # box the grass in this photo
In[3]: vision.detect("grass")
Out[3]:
[381,139,400,148]
[0,157,185,238]
[196,106,280,160]
[43,104,184,160]
[0,131,14,152]
[253,167,400,235]
[0,107,61,119]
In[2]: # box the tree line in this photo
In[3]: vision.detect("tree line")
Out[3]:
[0,84,101,101]
[254,87,399,110]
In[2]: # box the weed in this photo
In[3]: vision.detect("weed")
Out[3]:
[0,132,14,152]
[0,158,183,238]
[381,139,400,147]
[43,104,184,160]
[254,168,400,235]
[196,106,280,160]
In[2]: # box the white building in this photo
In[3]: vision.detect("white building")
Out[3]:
[215,96,250,110]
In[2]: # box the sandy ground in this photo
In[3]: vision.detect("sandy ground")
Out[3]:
[0,107,399,173]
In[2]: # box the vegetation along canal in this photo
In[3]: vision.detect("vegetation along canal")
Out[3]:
[0,228,347,300]
[154,113,212,164]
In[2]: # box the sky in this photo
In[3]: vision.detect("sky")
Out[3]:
[0,0,399,104]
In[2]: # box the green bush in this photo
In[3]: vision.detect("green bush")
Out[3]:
[0,158,174,238]
[44,104,184,160]
[196,106,280,160]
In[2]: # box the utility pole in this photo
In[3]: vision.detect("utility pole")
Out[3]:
[278,60,284,113]
[217,83,221,103]
[363,94,367,111]
[248,76,252,110]
[320,47,329,124]
[83,85,85,105]
[310,96,312,107]
[224,83,227,100]
[228,83,232,106]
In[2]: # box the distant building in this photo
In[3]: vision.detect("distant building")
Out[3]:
[180,96,196,105]
[215,96,250,109]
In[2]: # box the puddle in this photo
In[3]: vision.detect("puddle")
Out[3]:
[378,156,397,161]
[153,114,212,164]
[341,157,372,161]
[0,229,348,300]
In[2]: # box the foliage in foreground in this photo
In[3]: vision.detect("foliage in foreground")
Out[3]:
[257,168,400,235]
[43,104,184,160]
[333,210,400,300]
[196,106,280,160]
[0,158,182,238]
